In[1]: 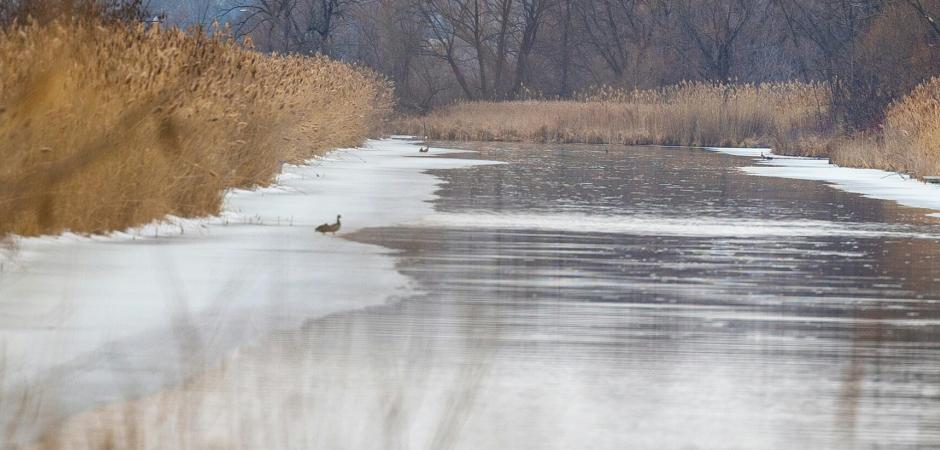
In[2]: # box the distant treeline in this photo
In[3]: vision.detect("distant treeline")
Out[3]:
[7,0,938,131]
[71,0,933,132]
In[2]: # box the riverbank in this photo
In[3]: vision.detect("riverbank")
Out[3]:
[706,147,940,218]
[396,83,828,151]
[0,19,392,237]
[395,78,940,181]
[0,138,498,447]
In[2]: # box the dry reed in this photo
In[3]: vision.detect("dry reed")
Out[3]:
[881,76,940,177]
[0,19,392,237]
[398,78,940,178]
[824,76,940,178]
[396,82,830,150]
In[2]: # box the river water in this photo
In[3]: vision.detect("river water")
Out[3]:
[25,141,940,448]
[346,142,940,448]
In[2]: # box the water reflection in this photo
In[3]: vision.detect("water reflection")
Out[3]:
[31,143,940,448]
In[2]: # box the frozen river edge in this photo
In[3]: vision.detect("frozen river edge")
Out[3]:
[5,140,940,447]
[0,138,498,445]
[707,146,940,217]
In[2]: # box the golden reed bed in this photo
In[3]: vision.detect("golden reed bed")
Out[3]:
[399,80,940,179]
[0,20,392,236]
[799,76,940,178]
[397,82,831,150]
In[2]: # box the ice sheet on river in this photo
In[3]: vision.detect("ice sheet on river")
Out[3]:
[0,139,497,445]
[707,147,940,217]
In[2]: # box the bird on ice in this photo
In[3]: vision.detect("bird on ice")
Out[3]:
[315,215,342,234]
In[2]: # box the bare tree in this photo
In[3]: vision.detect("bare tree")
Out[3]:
[575,0,655,84]
[557,0,574,95]
[223,0,354,54]
[420,0,479,97]
[904,0,940,39]
[418,0,552,98]
[510,0,551,95]
[772,0,883,126]
[669,0,755,80]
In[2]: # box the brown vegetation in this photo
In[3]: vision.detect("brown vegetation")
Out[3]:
[0,19,392,237]
[829,76,940,177]
[883,75,940,177]
[399,75,940,180]
[396,82,830,150]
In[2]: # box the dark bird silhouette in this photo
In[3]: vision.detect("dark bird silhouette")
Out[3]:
[315,215,342,234]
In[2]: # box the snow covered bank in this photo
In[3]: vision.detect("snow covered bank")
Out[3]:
[0,138,497,445]
[706,147,940,218]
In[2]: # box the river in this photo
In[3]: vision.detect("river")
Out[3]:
[10,140,940,448]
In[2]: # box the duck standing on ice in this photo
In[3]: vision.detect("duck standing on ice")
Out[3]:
[316,215,342,234]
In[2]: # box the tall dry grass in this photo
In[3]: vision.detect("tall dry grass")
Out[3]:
[826,76,940,178]
[0,19,392,237]
[396,82,830,151]
[882,76,940,177]
[401,78,940,179]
